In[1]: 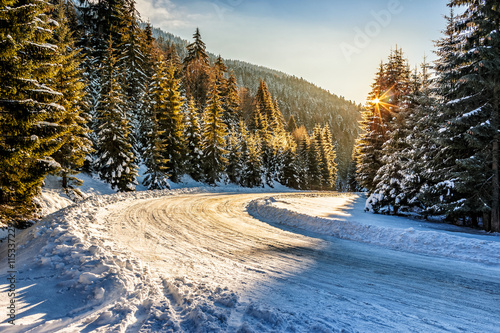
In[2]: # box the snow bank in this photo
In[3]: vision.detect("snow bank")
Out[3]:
[247,195,500,265]
[1,183,295,331]
[0,187,207,331]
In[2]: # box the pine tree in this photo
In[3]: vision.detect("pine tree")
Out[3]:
[278,132,299,189]
[0,0,66,221]
[118,0,146,153]
[286,115,298,133]
[183,28,210,110]
[184,98,203,182]
[355,64,388,192]
[419,11,463,217]
[142,57,172,190]
[431,1,500,231]
[226,130,242,185]
[214,55,228,90]
[201,83,228,185]
[222,72,241,131]
[152,60,185,183]
[388,60,437,215]
[321,126,337,189]
[50,0,93,190]
[307,134,322,190]
[94,39,138,192]
[249,104,267,132]
[355,49,411,194]
[254,80,284,133]
[294,126,310,189]
[166,43,182,79]
[239,126,263,188]
[137,21,160,155]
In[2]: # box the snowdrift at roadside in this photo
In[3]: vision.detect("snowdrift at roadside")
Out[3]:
[247,195,500,265]
[0,188,204,331]
[0,185,294,331]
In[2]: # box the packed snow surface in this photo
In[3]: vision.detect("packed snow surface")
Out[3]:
[1,190,500,332]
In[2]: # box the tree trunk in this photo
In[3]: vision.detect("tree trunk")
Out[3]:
[484,212,491,231]
[491,88,500,232]
[62,174,68,189]
[491,138,499,232]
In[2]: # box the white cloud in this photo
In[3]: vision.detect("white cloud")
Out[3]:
[136,0,207,28]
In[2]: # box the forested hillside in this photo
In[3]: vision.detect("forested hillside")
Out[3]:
[0,0,359,223]
[151,28,362,188]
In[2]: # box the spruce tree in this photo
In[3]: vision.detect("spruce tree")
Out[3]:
[119,0,146,151]
[294,126,310,189]
[222,72,241,131]
[355,49,411,194]
[142,56,172,190]
[94,40,138,192]
[286,115,298,133]
[239,126,263,188]
[226,130,242,185]
[184,98,204,182]
[0,0,65,220]
[201,83,228,185]
[254,80,284,133]
[137,21,159,155]
[153,60,185,183]
[432,1,500,231]
[278,133,299,189]
[50,0,93,190]
[307,134,322,190]
[320,126,337,189]
[355,64,388,192]
[183,28,210,110]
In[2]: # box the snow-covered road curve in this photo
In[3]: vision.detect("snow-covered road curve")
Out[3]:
[103,192,500,332]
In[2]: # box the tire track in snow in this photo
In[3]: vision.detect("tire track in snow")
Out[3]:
[103,192,500,333]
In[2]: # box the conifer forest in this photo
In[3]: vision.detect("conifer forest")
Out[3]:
[1,0,500,234]
[2,1,500,332]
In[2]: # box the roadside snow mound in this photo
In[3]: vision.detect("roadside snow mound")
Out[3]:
[0,188,205,332]
[247,195,500,265]
[1,185,295,331]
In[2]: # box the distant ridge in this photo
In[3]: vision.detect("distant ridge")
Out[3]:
[150,26,362,187]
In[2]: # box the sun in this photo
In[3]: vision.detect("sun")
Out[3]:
[372,98,380,105]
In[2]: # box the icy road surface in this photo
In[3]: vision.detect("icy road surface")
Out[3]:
[107,192,500,332]
[2,191,500,332]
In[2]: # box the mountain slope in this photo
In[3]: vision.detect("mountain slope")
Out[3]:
[151,27,362,188]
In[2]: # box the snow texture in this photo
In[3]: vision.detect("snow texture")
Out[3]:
[1,188,499,332]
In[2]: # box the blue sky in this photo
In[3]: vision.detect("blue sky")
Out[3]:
[136,0,449,104]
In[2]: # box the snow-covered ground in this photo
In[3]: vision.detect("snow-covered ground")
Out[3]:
[1,186,500,332]
[248,193,500,265]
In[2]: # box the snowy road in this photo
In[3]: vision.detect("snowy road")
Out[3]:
[2,190,500,332]
[103,192,500,332]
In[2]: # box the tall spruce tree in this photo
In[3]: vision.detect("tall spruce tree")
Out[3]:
[183,28,210,111]
[226,130,242,185]
[184,98,203,182]
[0,0,66,221]
[239,126,263,188]
[142,56,172,190]
[201,82,228,185]
[355,49,411,194]
[287,115,298,133]
[278,132,299,189]
[50,0,93,190]
[432,1,500,231]
[119,0,146,148]
[254,80,284,134]
[94,40,138,192]
[222,72,241,131]
[355,64,388,192]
